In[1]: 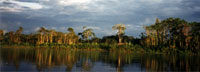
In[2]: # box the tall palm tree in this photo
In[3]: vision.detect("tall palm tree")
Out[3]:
[83,29,95,40]
[37,27,46,44]
[79,26,95,42]
[14,27,23,44]
[66,27,79,44]
[83,29,95,42]
[48,29,56,44]
[112,24,126,44]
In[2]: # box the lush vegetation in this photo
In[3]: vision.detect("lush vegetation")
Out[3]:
[0,17,199,54]
[141,18,200,54]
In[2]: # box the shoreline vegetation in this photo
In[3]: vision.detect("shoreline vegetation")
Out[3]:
[0,44,199,55]
[0,17,200,54]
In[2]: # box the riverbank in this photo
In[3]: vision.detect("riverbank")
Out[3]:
[1,43,199,55]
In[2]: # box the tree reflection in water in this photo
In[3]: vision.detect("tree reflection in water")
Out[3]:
[0,48,200,71]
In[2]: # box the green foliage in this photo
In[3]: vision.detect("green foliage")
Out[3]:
[0,17,199,54]
[112,24,126,43]
[143,17,200,54]
[78,26,95,41]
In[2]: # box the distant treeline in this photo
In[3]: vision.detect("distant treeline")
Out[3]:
[0,17,199,53]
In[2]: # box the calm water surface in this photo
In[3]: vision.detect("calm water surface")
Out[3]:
[0,48,200,71]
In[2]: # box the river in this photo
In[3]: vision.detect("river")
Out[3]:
[0,48,199,71]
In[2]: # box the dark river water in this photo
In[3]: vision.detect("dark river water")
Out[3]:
[0,48,199,72]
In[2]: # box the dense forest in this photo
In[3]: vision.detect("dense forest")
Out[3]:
[0,18,200,54]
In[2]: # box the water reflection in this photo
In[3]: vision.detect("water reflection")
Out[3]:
[0,48,200,71]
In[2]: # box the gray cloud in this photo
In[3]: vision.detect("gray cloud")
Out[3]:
[0,0,200,37]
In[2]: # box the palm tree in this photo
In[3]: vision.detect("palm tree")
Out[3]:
[37,27,46,44]
[79,26,95,43]
[55,32,64,44]
[48,29,56,44]
[83,29,95,40]
[66,27,79,44]
[14,27,23,44]
[112,24,126,44]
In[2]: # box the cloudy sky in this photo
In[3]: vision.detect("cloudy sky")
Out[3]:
[0,0,200,37]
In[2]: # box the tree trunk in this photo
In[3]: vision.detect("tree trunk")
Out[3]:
[118,34,122,44]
